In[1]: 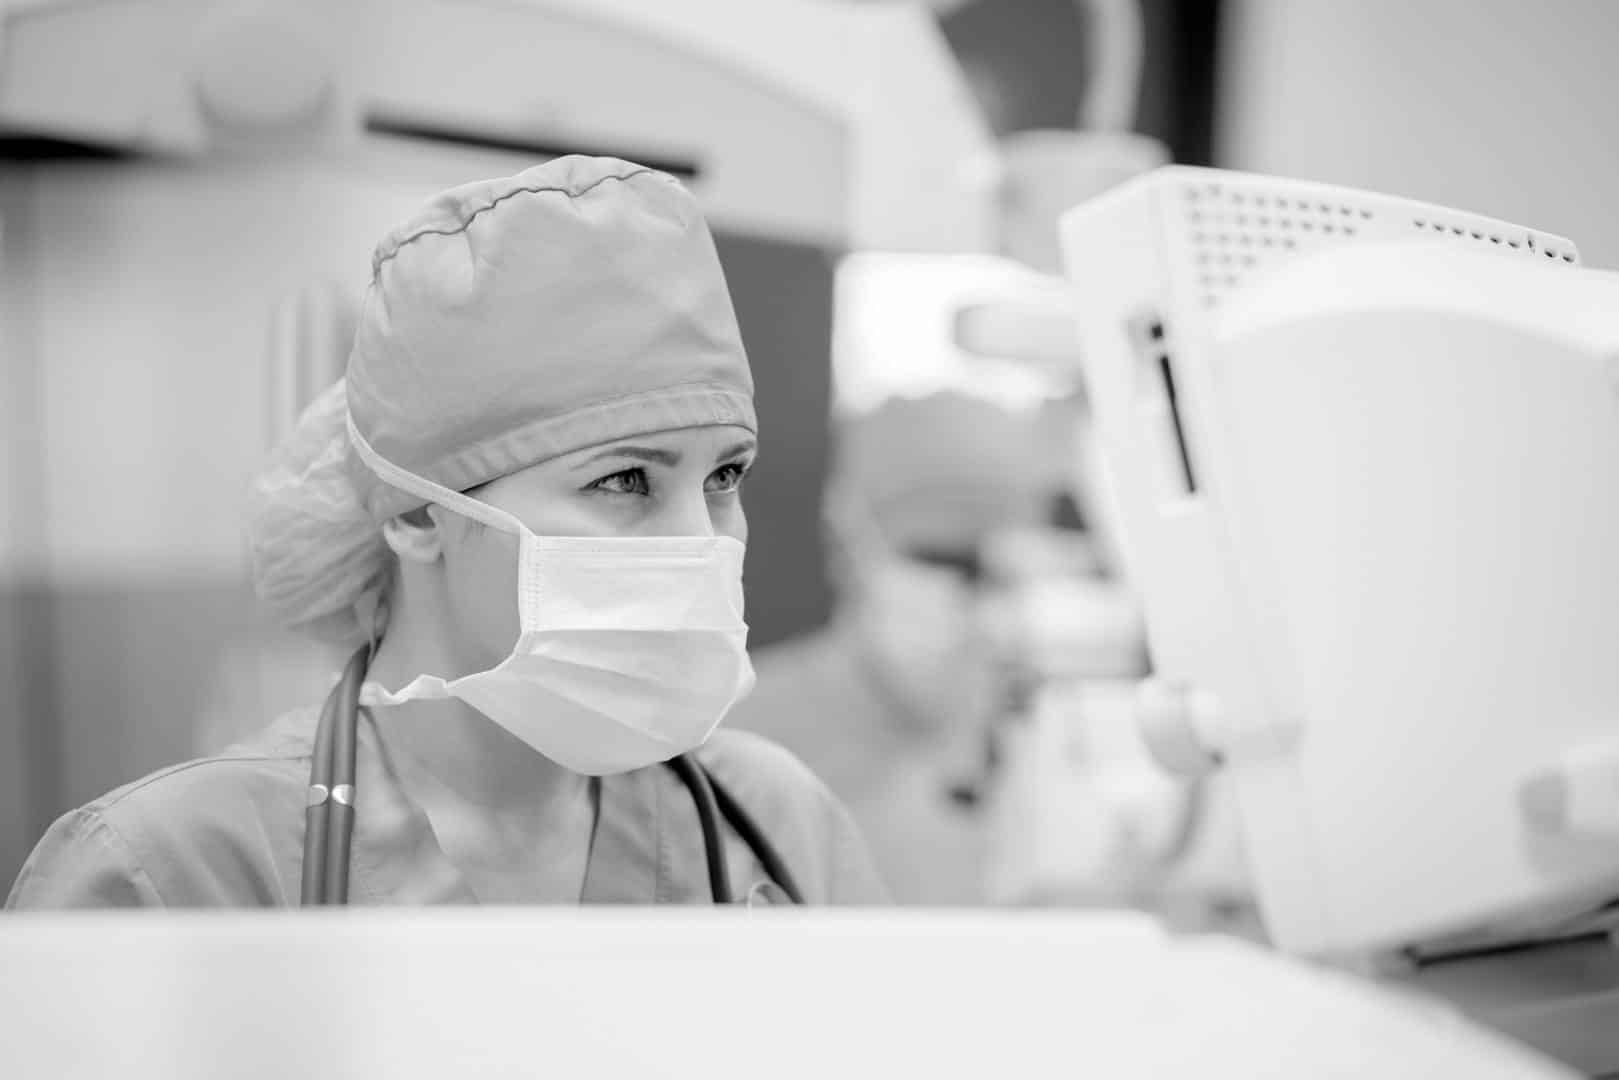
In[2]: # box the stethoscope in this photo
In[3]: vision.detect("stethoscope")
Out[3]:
[301,646,804,906]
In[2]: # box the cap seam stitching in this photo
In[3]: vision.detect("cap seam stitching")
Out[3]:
[371,168,660,277]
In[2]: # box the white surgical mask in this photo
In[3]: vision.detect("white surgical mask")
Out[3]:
[829,497,990,733]
[349,418,755,775]
[860,556,977,693]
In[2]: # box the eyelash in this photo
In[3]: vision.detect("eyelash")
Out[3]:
[590,462,751,498]
[709,463,749,493]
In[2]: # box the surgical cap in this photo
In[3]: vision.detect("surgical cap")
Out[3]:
[829,392,1061,551]
[250,157,754,646]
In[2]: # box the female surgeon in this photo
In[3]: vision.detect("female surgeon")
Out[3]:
[7,157,886,908]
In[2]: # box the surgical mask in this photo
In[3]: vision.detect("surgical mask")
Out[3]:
[860,555,978,696]
[349,419,755,775]
[830,496,989,731]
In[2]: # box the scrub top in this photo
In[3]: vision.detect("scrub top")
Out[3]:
[6,708,887,908]
[726,627,998,905]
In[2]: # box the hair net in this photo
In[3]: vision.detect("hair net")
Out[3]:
[251,378,388,646]
[250,156,754,646]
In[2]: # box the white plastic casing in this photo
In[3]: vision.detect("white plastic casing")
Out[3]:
[0,0,994,252]
[1058,166,1612,955]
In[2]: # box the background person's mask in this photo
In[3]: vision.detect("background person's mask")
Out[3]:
[858,554,983,723]
[832,498,994,737]
[352,418,755,776]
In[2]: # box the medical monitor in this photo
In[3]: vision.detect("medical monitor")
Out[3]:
[1059,168,1605,955]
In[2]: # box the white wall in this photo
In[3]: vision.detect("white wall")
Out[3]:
[18,159,423,584]
[0,175,46,878]
[0,157,430,827]
[1218,0,1619,269]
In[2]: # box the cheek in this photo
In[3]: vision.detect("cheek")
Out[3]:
[718,499,747,546]
[442,527,522,665]
[478,474,611,538]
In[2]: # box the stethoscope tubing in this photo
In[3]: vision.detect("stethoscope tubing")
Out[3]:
[302,647,802,906]
[301,646,369,905]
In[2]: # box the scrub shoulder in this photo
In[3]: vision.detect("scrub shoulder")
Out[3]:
[697,729,889,905]
[6,719,888,909]
[5,710,315,909]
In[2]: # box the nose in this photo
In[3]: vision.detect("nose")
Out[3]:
[649,486,718,538]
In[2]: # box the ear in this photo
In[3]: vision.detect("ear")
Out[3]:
[381,506,444,565]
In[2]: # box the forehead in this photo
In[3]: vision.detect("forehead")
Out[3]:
[588,425,757,452]
[501,424,757,478]
[577,424,758,463]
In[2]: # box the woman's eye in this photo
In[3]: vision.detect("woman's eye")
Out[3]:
[705,463,749,495]
[591,468,650,496]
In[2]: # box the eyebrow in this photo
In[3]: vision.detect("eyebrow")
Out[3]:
[574,439,757,470]
[577,445,681,468]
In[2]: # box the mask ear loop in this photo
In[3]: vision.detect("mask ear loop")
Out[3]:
[347,412,538,704]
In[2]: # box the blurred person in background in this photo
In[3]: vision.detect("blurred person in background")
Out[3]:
[7,157,884,909]
[946,305,1261,936]
[728,390,1075,904]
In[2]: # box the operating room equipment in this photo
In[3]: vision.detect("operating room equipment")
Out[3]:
[990,0,1169,275]
[830,253,1074,414]
[1059,165,1583,950]
[1060,165,1619,1073]
[0,0,995,252]
[0,908,1580,1079]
